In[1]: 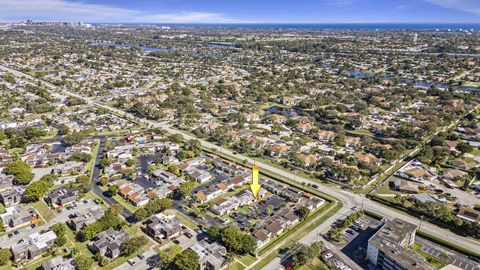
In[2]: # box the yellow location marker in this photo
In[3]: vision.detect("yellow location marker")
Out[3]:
[250,165,261,198]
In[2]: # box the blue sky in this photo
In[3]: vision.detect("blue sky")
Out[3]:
[1,0,479,23]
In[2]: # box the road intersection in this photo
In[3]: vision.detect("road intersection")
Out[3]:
[1,64,479,257]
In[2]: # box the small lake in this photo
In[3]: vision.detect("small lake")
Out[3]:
[208,43,241,49]
[266,106,303,117]
[347,70,479,91]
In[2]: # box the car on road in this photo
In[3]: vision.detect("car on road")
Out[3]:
[351,206,360,211]
[13,230,20,235]
[312,184,319,189]
[128,259,136,266]
[7,234,12,238]
[138,253,145,260]
[31,224,36,228]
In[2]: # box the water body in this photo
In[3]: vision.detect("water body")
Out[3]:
[209,43,241,49]
[266,106,303,117]
[347,70,479,91]
[92,42,176,53]
[105,23,480,31]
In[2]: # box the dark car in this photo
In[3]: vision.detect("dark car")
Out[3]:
[13,230,20,235]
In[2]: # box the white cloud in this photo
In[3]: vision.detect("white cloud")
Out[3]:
[325,0,354,7]
[0,0,240,23]
[425,0,480,16]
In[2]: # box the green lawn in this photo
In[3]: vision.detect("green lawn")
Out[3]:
[29,200,56,222]
[251,251,278,270]
[412,242,448,269]
[470,148,480,156]
[373,180,402,195]
[164,209,198,229]
[229,261,246,270]
[0,203,5,214]
[86,140,100,177]
[238,254,257,266]
[112,194,139,213]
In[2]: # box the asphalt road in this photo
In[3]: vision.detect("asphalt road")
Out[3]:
[91,136,134,222]
[1,64,479,255]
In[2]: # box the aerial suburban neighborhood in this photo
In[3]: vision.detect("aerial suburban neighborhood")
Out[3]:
[0,4,479,270]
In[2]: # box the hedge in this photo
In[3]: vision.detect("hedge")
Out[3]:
[417,230,480,258]
[363,210,384,221]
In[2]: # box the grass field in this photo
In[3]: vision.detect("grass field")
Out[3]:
[412,242,448,269]
[164,208,198,229]
[29,200,56,222]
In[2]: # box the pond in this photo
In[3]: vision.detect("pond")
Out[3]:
[265,106,303,117]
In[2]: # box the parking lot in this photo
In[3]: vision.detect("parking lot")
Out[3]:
[417,237,480,270]
[337,216,383,269]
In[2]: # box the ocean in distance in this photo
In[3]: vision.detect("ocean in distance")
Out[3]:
[103,23,480,31]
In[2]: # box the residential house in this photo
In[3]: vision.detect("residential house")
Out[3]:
[190,240,228,270]
[0,187,23,207]
[188,170,213,183]
[41,256,75,270]
[298,154,318,167]
[211,198,240,216]
[90,228,130,259]
[0,205,38,231]
[253,229,270,248]
[145,213,183,241]
[457,207,480,223]
[317,130,336,142]
[0,174,14,192]
[128,192,150,207]
[69,205,104,231]
[392,178,420,194]
[45,187,79,208]
[265,220,284,237]
[442,169,469,182]
[345,136,361,149]
[11,230,57,262]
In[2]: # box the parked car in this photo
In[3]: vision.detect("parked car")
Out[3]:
[13,230,20,235]
[323,252,333,260]
[138,253,145,260]
[128,259,136,266]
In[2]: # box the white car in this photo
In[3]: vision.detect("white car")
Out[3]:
[128,259,136,266]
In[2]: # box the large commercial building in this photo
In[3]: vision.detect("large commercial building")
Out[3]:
[366,218,435,270]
